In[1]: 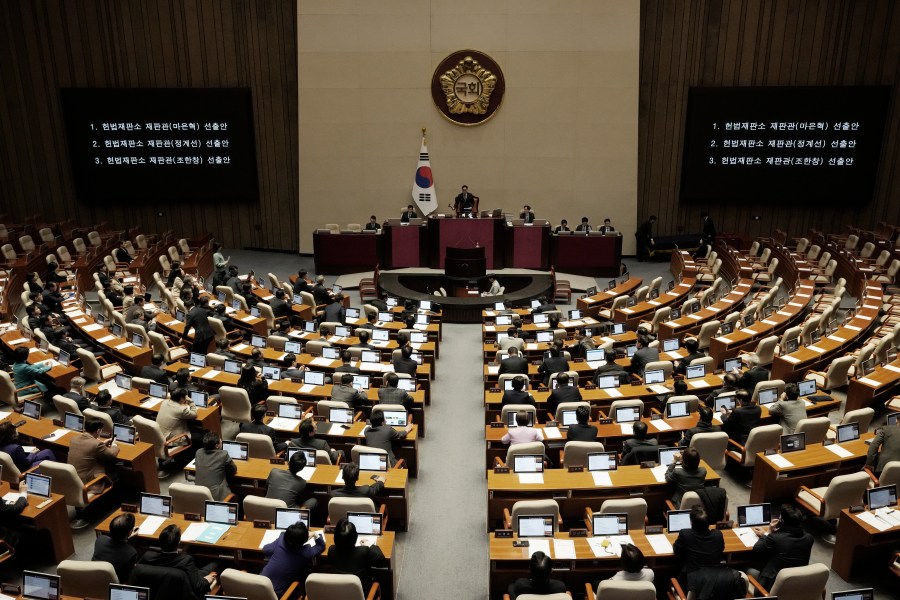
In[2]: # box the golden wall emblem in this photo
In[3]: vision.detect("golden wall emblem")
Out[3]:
[431,50,505,126]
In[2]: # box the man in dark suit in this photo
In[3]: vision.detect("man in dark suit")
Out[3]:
[140,354,171,386]
[332,463,385,498]
[629,335,660,376]
[566,405,598,441]
[364,215,381,231]
[635,215,656,262]
[673,505,724,583]
[721,390,761,445]
[599,218,616,234]
[377,373,414,412]
[519,205,535,223]
[866,419,900,475]
[665,447,707,505]
[94,389,131,425]
[334,350,361,375]
[41,281,65,315]
[311,275,332,306]
[674,337,706,376]
[364,410,413,467]
[700,212,716,245]
[501,376,533,406]
[294,270,313,294]
[269,289,290,318]
[352,330,375,350]
[399,205,417,223]
[594,350,630,385]
[679,406,721,447]
[498,346,528,375]
[507,551,566,599]
[392,345,418,377]
[327,518,387,592]
[621,421,658,465]
[546,373,582,418]
[554,219,570,233]
[735,357,770,392]
[538,345,569,385]
[139,524,219,599]
[281,354,308,380]
[322,293,346,325]
[92,512,138,582]
[531,297,557,313]
[290,417,341,463]
[453,185,476,217]
[749,503,813,590]
[114,241,133,265]
[241,404,287,453]
[330,373,367,411]
[706,372,739,405]
[575,217,592,232]
[183,297,215,354]
[266,448,317,509]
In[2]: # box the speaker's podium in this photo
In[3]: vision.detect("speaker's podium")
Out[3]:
[444,246,486,279]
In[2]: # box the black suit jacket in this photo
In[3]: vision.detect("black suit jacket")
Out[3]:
[566,423,598,441]
[92,534,138,582]
[538,356,569,384]
[736,366,769,392]
[630,347,660,375]
[498,356,528,375]
[751,525,813,589]
[519,211,535,223]
[400,210,417,223]
[184,306,214,341]
[270,297,290,318]
[312,284,331,306]
[138,550,212,599]
[266,468,311,508]
[673,527,724,576]
[392,357,418,376]
[501,390,533,406]
[507,578,566,600]
[723,405,761,445]
[327,545,386,591]
[322,302,346,325]
[139,365,170,385]
[546,385,582,417]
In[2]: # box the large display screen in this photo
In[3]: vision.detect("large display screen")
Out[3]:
[61,88,258,202]
[680,86,889,204]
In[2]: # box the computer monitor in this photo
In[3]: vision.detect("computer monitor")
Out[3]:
[658,447,680,467]
[217,291,227,303]
[302,320,317,333]
[532,313,548,324]
[111,323,123,338]
[96,312,108,325]
[758,388,778,405]
[335,326,352,338]
[410,331,428,343]
[64,412,84,432]
[345,307,360,319]
[592,513,628,536]
[836,422,860,444]
[115,373,133,390]
[584,349,605,364]
[381,410,408,427]
[529,299,541,309]
[507,411,535,428]
[331,284,342,294]
[719,321,733,335]
[614,406,641,423]
[666,401,690,419]
[22,399,41,420]
[611,323,625,335]
[495,315,512,326]
[607,279,617,290]
[58,349,70,367]
[810,329,822,343]
[887,412,900,427]
[131,333,144,347]
[493,301,506,311]
[670,308,682,320]
[204,500,239,526]
[560,410,578,426]
[596,375,620,389]
[372,329,391,341]
[831,589,874,600]
[250,335,266,349]
[625,345,637,358]
[358,452,388,472]
[304,370,325,386]
[415,314,430,325]
[685,364,706,380]
[866,485,897,510]
[347,512,383,536]
[148,382,168,399]
[568,309,582,320]
[360,350,380,364]
[550,378,571,390]
[277,403,304,419]
[262,366,281,381]
[662,338,680,352]
[113,424,136,444]
[386,296,398,307]
[798,379,817,397]
[419,299,432,311]
[292,293,304,305]
[643,369,665,384]
[743,314,755,327]
[22,571,60,600]
[780,432,806,453]
[649,288,660,300]
[329,407,354,424]
[587,452,617,471]
[713,394,736,413]
[397,378,415,391]
[724,357,742,372]
[785,338,800,353]
[24,473,52,498]
[512,454,543,473]
[516,515,554,538]
[222,441,249,461]
[666,510,692,533]
[535,331,553,343]
[284,340,302,354]
[737,503,771,527]
[585,286,597,296]
[667,280,676,291]
[352,375,370,390]
[235,300,245,313]
[859,357,875,375]
[140,493,173,517]
[224,359,242,375]
[377,311,393,322]
[108,583,150,600]
[286,447,317,466]
[274,508,310,530]
[175,309,186,322]
[189,390,209,408]
[189,352,207,368]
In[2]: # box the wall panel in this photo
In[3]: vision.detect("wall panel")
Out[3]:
[0,0,297,251]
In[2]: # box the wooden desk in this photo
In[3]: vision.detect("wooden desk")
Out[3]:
[156,307,268,340]
[87,386,222,437]
[60,307,153,374]
[656,279,754,342]
[0,330,79,390]
[846,355,900,412]
[481,331,638,363]
[831,504,900,580]
[96,509,397,598]
[486,462,720,528]
[614,279,697,330]
[186,460,411,531]
[749,435,873,503]
[482,317,602,344]
[575,277,643,318]
[0,481,74,562]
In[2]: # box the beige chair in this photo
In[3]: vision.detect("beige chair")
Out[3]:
[266,395,298,413]
[794,417,830,444]
[268,335,289,352]
[76,348,123,383]
[52,394,83,418]
[607,399,644,419]
[220,567,299,600]
[666,395,700,414]
[305,572,379,600]
[169,482,214,515]
[872,461,900,488]
[83,408,114,435]
[553,401,591,424]
[232,293,249,312]
[243,496,287,522]
[647,306,672,334]
[872,258,900,283]
[132,415,191,464]
[795,471,870,543]
[18,235,36,253]
[562,441,605,469]
[832,407,875,437]
[236,432,278,459]
[316,399,351,418]
[327,496,377,525]
[749,563,829,600]
[504,499,561,533]
[215,285,235,305]
[500,442,546,469]
[0,450,37,484]
[695,320,721,351]
[0,370,42,408]
[597,498,647,528]
[87,231,102,247]
[641,360,673,381]
[689,431,728,470]
[726,424,783,468]
[751,379,785,404]
[40,460,113,529]
[72,237,88,256]
[741,335,778,368]
[219,386,252,424]
[591,580,655,600]
[258,303,277,332]
[57,560,118,597]
[148,331,188,362]
[597,295,628,320]
[305,340,331,356]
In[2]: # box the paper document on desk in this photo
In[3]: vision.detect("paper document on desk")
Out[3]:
[487,365,499,375]
[334,471,344,484]
[807,345,826,354]
[688,314,702,320]
[268,417,300,431]
[180,522,209,542]
[781,356,800,364]
[844,324,861,332]
[587,361,604,369]
[140,398,163,409]
[824,444,853,458]
[259,529,282,548]
[328,424,346,436]
[767,454,794,469]
[553,538,576,559]
[543,427,561,439]
[650,465,667,483]
[100,382,126,399]
[651,419,672,432]
[587,535,632,558]
[138,515,167,536]
[83,324,104,332]
[413,324,428,331]
[518,473,544,484]
[483,325,495,332]
[97,335,116,344]
[647,300,660,307]
[114,342,133,350]
[827,335,846,343]
[297,466,317,480]
[604,388,622,398]
[2,492,25,503]
[525,343,538,351]
[883,364,900,373]
[717,337,732,344]
[733,527,759,548]
[874,507,900,528]
[857,377,881,387]
[232,343,249,352]
[592,471,613,487]
[299,384,316,394]
[646,534,674,554]
[197,523,230,544]
[44,429,70,442]
[688,380,707,389]
[240,316,257,322]
[311,357,333,367]
[857,511,892,532]
[205,369,223,380]
[71,318,87,324]
[619,423,633,436]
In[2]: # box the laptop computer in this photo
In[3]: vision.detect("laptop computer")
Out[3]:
[670,308,682,320]
[535,331,553,343]
[397,378,415,391]
[250,335,266,349]
[643,369,665,384]
[607,279,617,290]
[560,410,578,427]
[131,333,144,347]
[222,441,249,461]
[592,513,628,536]
[357,452,388,472]
[113,423,136,444]
[784,337,800,354]
[64,412,85,432]
[568,309,582,320]
[148,382,168,399]
[719,321,733,335]
[22,571,60,600]
[335,326,352,338]
[223,360,242,375]
[587,452,617,471]
[713,393,736,413]
[329,407,354,424]
[780,432,806,453]
[360,350,380,364]
[666,509,692,533]
[585,286,597,296]
[666,400,690,419]
[22,399,41,420]
[302,320,317,333]
[24,472,52,498]
[866,485,897,510]
[757,388,778,405]
[274,508,310,530]
[831,590,874,600]
[658,447,680,467]
[798,378,817,397]
[385,296,398,307]
[625,345,637,358]
[611,323,625,335]
[835,422,860,444]
[743,314,755,327]
[174,309,186,322]
[377,311,393,323]
[109,583,150,600]
[111,323,123,338]
[286,447,317,466]
[614,406,641,423]
[352,375,370,390]
[140,492,173,517]
[662,338,680,352]
[304,370,325,386]
[496,315,512,326]
[507,411,535,427]
[262,366,281,381]
[190,390,209,408]
[737,503,771,527]
[512,454,543,473]
[204,501,239,525]
[516,515,554,538]
[347,512,383,536]
[115,373,134,390]
[685,364,706,380]
[596,375,620,390]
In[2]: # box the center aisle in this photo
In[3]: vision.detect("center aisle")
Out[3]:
[397,322,489,599]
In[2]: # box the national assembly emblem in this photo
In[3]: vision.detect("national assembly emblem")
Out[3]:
[431,50,505,126]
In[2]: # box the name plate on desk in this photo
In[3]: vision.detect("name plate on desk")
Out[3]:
[490,422,505,428]
[599,418,613,425]
[253,520,271,529]
[121,503,138,513]
[495,529,513,538]
[645,525,663,535]
[567,466,584,473]
[184,512,202,522]
[569,528,588,537]
[269,458,285,465]
[494,466,510,474]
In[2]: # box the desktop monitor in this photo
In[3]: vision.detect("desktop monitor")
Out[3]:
[596,375,620,390]
[512,454,544,473]
[780,432,806,453]
[274,508,310,530]
[292,293,304,305]
[496,315,512,326]
[666,401,690,419]
[24,473,52,498]
[643,369,665,384]
[381,410,408,427]
[377,311,393,322]
[113,424,136,444]
[286,448,317,466]
[262,366,281,381]
[115,373,133,390]
[658,447,680,467]
[585,286,597,296]
[304,370,325,386]
[108,584,150,600]
[361,350,380,364]
[319,345,338,360]
[798,379,817,397]
[614,406,641,424]
[713,394,736,413]
[587,452,618,472]
[131,333,144,347]
[859,357,875,376]
[757,388,778,405]
[625,345,637,358]
[372,329,391,342]
[536,331,553,343]
[357,452,388,472]
[785,338,800,354]
[836,422,860,444]
[810,329,822,343]
[331,284,342,294]
[551,378,572,390]
[345,307,361,319]
[607,280,616,290]
[190,391,209,408]
[96,312,108,325]
[222,441,249,461]
[419,300,432,311]
[189,352,207,368]
[302,320,317,333]
[204,501,239,526]
[223,360,242,375]
[568,309,582,320]
[329,408,354,424]
[666,510,692,533]
[685,364,706,380]
[667,280,676,291]
[140,493,173,517]
[111,323,123,338]
[669,308,682,320]
[494,302,506,311]
[530,300,541,309]
[397,378,415,392]
[385,297,398,307]
[278,403,304,419]
[351,375,370,390]
[737,503,772,527]
[284,340,302,354]
[723,357,741,373]
[516,515,554,538]
[231,299,242,311]
[22,399,41,420]
[415,314,430,325]
[532,313,549,325]
[743,314,755,327]
[64,412,85,432]
[592,514,628,536]
[585,349,605,364]
[611,323,625,335]
[58,349,70,367]
[719,321,733,335]
[331,325,350,338]
[250,335,266,348]
[22,571,60,600]
[560,410,578,426]
[148,382,168,399]
[217,291,226,303]
[662,338,680,352]
[866,485,897,510]
[507,411,535,427]
[832,590,874,600]
[175,309,186,322]
[649,289,660,300]
[347,512,383,536]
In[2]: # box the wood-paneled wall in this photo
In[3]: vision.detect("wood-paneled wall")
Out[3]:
[640,0,900,240]
[0,0,298,251]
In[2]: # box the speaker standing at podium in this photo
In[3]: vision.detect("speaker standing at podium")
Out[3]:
[453,185,477,218]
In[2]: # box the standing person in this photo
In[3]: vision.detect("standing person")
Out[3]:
[519,205,535,223]
[635,215,657,262]
[453,185,476,217]
[865,418,900,475]
[212,243,229,287]
[183,296,214,354]
[575,217,592,232]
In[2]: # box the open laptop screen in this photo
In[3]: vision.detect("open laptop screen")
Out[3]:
[381,410,408,427]
[866,485,897,510]
[64,412,84,432]
[592,513,627,536]
[224,360,242,374]
[832,590,874,600]
[685,364,705,380]
[643,369,665,384]
[25,473,52,498]
[148,382,168,399]
[115,373,133,390]
[329,408,353,424]
[204,501,238,525]
[190,390,209,408]
[222,441,248,461]
[666,400,690,419]
[560,410,578,426]
[512,454,543,473]
[22,400,41,420]
[507,411,535,427]
[262,366,281,381]
[304,370,325,386]
[662,338,679,352]
[614,406,641,423]
[22,571,60,600]
[113,424,136,444]
[596,375,619,389]
[284,340,302,355]
[798,378,817,397]
[140,493,173,517]
[658,447,680,467]
[189,352,207,368]
[758,388,778,405]
[517,515,554,538]
[713,394,736,413]
[737,503,771,527]
[352,375,370,390]
[277,403,304,419]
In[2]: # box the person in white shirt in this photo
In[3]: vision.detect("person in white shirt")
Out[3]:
[501,411,542,444]
[482,275,502,297]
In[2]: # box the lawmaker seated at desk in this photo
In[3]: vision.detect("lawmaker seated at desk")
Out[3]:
[331,373,368,411]
[499,347,528,376]
[767,382,808,434]
[0,421,56,470]
[865,418,900,476]
[620,422,658,465]
[137,523,220,599]
[327,518,387,592]
[289,417,343,464]
[481,275,502,297]
[92,512,139,582]
[665,447,707,505]
[501,376,534,406]
[553,219,570,234]
[193,431,236,501]
[400,205,418,223]
[501,411,543,445]
[365,410,413,467]
[332,462,385,499]
[266,449,318,510]
[672,505,725,587]
[507,551,566,600]
[745,503,814,592]
[377,373,414,412]
[261,521,326,597]
[720,390,761,446]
